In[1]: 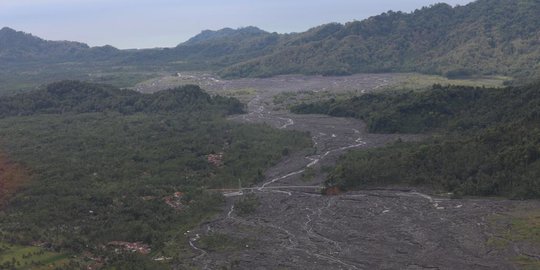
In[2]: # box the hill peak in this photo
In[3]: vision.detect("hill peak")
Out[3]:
[183,26,269,45]
[0,27,16,33]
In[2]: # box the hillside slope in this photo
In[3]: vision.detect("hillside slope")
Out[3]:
[220,0,540,78]
[1,0,540,79]
[0,81,311,268]
[0,27,121,63]
[292,81,540,198]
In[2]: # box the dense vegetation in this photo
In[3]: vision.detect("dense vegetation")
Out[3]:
[293,82,540,198]
[220,0,540,79]
[0,242,70,269]
[0,81,244,117]
[0,81,311,268]
[2,0,540,92]
[292,84,540,133]
[0,27,120,63]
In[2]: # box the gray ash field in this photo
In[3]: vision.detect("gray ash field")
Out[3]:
[137,74,539,270]
[192,191,535,270]
[134,73,401,97]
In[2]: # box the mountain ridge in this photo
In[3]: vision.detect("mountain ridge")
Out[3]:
[0,27,121,62]
[2,0,540,79]
[219,0,540,78]
[183,26,270,45]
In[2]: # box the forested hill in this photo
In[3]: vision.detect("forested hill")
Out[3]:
[87,0,540,78]
[292,80,540,198]
[0,81,244,117]
[291,83,540,134]
[125,26,281,68]
[2,0,540,79]
[0,27,121,62]
[0,80,310,268]
[173,26,280,65]
[220,0,540,79]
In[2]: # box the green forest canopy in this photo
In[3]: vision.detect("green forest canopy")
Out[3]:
[2,0,540,88]
[0,81,311,268]
[292,81,540,198]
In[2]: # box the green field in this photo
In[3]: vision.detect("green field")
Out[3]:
[271,73,512,111]
[488,210,540,269]
[0,65,163,96]
[0,242,70,269]
[385,73,512,91]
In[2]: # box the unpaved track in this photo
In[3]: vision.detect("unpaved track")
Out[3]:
[136,74,539,270]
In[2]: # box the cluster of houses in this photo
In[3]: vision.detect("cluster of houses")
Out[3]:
[141,191,187,210]
[163,191,185,210]
[107,241,151,254]
[207,152,224,167]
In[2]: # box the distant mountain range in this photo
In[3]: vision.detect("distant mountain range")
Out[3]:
[0,27,120,63]
[2,0,540,79]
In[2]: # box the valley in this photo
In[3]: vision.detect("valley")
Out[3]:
[135,73,540,269]
[1,0,539,269]
[0,63,536,270]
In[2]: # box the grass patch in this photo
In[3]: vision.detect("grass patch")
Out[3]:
[234,193,261,217]
[488,210,540,269]
[301,167,316,182]
[0,242,70,269]
[514,255,540,270]
[384,73,511,92]
[274,73,511,111]
[273,90,350,111]
[221,88,257,97]
[0,65,163,96]
[198,234,253,252]
[488,210,540,246]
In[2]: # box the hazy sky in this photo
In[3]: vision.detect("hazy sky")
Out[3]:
[0,0,474,49]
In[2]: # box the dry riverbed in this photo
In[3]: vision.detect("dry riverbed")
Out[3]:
[136,73,539,270]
